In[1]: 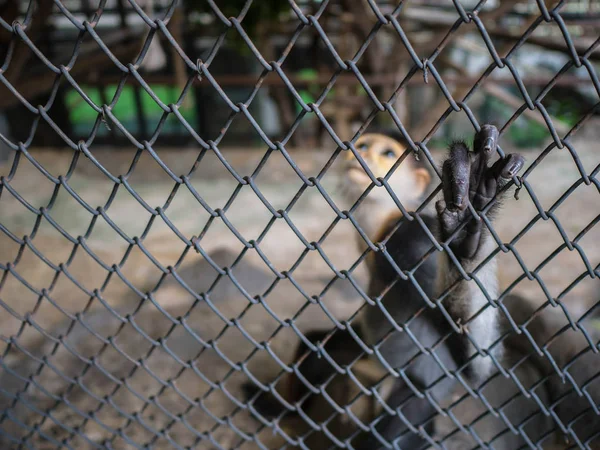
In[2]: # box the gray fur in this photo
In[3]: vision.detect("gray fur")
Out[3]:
[436,232,502,382]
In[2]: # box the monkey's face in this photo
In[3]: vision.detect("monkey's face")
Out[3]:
[342,133,431,211]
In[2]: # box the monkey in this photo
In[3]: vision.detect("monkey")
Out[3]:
[338,130,599,448]
[244,128,600,449]
[346,124,529,449]
[243,126,524,446]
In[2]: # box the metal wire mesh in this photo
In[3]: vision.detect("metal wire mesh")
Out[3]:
[1,0,600,449]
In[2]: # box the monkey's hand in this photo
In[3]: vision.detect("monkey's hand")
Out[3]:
[436,124,524,261]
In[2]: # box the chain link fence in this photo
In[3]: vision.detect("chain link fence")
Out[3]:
[1,0,600,449]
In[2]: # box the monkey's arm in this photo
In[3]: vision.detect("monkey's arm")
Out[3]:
[436,124,524,380]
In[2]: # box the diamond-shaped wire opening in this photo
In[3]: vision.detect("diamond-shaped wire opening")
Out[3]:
[2,1,600,448]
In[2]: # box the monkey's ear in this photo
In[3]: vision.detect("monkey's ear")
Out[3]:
[413,167,431,198]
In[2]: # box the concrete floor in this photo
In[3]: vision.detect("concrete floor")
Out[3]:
[1,122,599,449]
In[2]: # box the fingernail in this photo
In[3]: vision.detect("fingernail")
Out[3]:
[483,137,494,152]
[455,195,463,207]
[508,161,523,176]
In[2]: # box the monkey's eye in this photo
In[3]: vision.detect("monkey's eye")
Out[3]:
[382,149,396,158]
[358,144,368,152]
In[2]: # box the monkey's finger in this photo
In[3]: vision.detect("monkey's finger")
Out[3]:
[477,153,524,204]
[499,153,525,180]
[488,153,525,186]
[441,160,454,209]
[469,124,498,192]
[444,142,470,211]
[435,199,446,217]
[436,200,460,239]
[473,124,499,158]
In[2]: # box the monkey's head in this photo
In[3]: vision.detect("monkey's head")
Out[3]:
[341,133,432,240]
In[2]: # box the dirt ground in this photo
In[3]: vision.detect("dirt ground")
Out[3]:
[1,121,599,449]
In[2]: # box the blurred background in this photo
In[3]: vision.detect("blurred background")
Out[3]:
[0,1,600,448]
[0,0,599,152]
